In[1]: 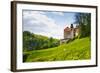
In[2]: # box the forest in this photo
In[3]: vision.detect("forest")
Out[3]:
[23,31,60,52]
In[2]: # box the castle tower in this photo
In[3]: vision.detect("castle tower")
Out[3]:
[64,24,74,39]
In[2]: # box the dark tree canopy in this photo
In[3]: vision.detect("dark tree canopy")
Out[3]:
[74,13,91,38]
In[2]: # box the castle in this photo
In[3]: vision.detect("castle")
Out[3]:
[60,24,79,44]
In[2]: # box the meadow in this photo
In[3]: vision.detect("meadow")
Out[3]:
[23,37,91,62]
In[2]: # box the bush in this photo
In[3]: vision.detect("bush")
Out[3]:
[23,53,30,62]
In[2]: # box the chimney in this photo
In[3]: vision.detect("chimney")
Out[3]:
[70,24,73,28]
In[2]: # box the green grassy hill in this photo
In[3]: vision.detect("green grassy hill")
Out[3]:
[23,37,91,62]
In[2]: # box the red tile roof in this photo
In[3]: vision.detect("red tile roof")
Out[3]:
[64,27,72,32]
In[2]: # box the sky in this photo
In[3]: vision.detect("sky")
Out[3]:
[22,10,77,39]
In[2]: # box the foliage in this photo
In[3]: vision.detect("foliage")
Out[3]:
[23,31,60,52]
[74,13,91,38]
[23,37,91,62]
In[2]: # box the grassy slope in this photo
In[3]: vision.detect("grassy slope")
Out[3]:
[24,37,91,62]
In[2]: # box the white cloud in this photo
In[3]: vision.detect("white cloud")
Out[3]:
[23,11,64,39]
[51,12,64,16]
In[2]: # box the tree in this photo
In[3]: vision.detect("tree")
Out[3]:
[23,31,60,51]
[74,13,91,38]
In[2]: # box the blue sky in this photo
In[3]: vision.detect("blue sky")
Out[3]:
[23,10,77,39]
